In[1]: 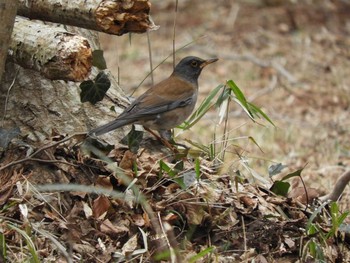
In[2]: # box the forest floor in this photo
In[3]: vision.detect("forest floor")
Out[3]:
[1,0,350,262]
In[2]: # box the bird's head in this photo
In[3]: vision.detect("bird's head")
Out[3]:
[173,56,218,84]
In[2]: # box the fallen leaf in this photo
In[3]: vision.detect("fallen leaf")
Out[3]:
[100,219,129,235]
[288,187,319,204]
[83,202,93,218]
[132,213,146,227]
[93,195,110,219]
[122,233,138,256]
[119,150,137,170]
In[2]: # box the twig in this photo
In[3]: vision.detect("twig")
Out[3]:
[0,132,86,171]
[242,215,247,252]
[23,158,79,167]
[1,67,20,127]
[172,0,178,69]
[157,213,179,263]
[319,170,350,202]
[147,31,154,85]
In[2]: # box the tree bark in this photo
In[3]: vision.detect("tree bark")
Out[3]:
[0,0,18,82]
[17,0,157,36]
[1,27,128,143]
[8,16,92,81]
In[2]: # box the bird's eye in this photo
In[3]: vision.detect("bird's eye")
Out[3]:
[191,61,198,67]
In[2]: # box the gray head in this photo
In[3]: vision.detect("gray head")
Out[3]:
[172,56,218,84]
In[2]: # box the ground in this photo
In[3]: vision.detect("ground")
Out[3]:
[1,0,350,262]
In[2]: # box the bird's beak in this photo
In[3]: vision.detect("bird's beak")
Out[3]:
[200,58,219,68]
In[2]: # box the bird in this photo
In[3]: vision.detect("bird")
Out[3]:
[89,56,218,142]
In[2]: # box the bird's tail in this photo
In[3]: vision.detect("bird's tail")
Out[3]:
[88,118,132,136]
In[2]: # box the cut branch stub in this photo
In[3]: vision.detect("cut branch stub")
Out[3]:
[17,0,157,36]
[8,16,92,81]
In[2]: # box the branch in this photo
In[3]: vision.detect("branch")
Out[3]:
[17,0,157,36]
[319,170,350,202]
[8,16,92,81]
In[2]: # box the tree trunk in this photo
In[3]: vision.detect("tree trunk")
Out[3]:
[17,0,156,35]
[9,16,92,81]
[1,27,127,143]
[0,0,18,82]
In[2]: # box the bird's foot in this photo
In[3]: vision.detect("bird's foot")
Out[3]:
[145,128,189,155]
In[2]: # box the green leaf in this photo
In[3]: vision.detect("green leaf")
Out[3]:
[0,232,6,259]
[8,224,40,263]
[215,86,231,107]
[80,72,111,104]
[226,79,275,126]
[270,180,290,196]
[188,246,214,263]
[281,166,306,181]
[159,160,185,188]
[174,160,184,171]
[159,160,177,177]
[248,136,264,153]
[120,125,144,153]
[227,80,250,111]
[194,158,201,179]
[92,50,107,70]
[338,212,350,226]
[306,201,328,230]
[247,101,275,126]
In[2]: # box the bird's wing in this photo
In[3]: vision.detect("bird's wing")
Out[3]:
[118,76,196,120]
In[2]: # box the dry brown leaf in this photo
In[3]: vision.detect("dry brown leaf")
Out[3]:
[63,223,83,243]
[95,176,113,191]
[121,233,138,257]
[284,237,295,249]
[73,243,96,254]
[83,202,93,218]
[92,195,111,219]
[288,186,319,204]
[132,213,146,227]
[119,150,137,170]
[186,202,207,225]
[240,195,258,209]
[100,219,129,235]
[163,212,179,224]
[143,211,151,228]
[66,201,84,220]
[255,194,281,217]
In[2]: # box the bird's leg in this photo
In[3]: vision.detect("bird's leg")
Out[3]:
[158,130,190,156]
[144,128,179,153]
[159,130,189,150]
